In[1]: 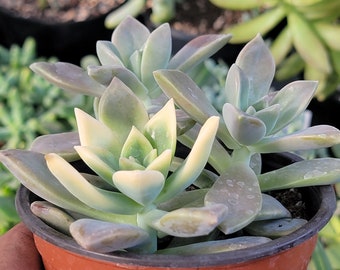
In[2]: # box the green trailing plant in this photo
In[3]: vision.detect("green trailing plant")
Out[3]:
[0,38,93,234]
[2,17,340,255]
[209,0,340,101]
[105,0,178,29]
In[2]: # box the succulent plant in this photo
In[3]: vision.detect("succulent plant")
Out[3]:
[0,38,92,234]
[105,0,178,29]
[209,0,340,101]
[2,18,340,255]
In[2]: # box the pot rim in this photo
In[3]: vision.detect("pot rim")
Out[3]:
[16,183,335,268]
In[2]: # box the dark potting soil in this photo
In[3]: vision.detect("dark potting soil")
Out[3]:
[0,0,125,22]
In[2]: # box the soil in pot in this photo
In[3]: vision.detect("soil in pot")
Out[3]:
[0,0,125,64]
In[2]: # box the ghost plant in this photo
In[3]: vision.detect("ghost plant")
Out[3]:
[1,18,340,256]
[29,16,230,115]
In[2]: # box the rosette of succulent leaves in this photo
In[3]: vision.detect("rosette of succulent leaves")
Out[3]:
[2,17,340,255]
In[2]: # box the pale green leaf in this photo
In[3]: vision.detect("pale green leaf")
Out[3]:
[0,150,135,223]
[141,23,172,93]
[112,170,165,206]
[224,64,250,111]
[121,126,154,165]
[30,62,106,97]
[144,99,177,156]
[97,78,149,141]
[152,204,228,237]
[146,149,172,178]
[30,131,80,162]
[157,236,271,255]
[75,108,123,157]
[255,194,291,221]
[111,16,150,63]
[46,153,142,214]
[223,103,266,145]
[252,125,340,153]
[96,41,124,66]
[156,116,219,203]
[254,104,280,135]
[31,201,74,235]
[245,218,307,238]
[205,162,262,234]
[225,7,286,43]
[70,218,149,253]
[168,34,232,72]
[259,158,340,191]
[288,13,331,74]
[154,70,238,149]
[74,146,118,185]
[269,80,317,134]
[209,0,266,9]
[315,23,340,51]
[235,34,275,104]
[270,27,293,65]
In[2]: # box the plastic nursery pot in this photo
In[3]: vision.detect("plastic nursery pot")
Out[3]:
[16,153,336,270]
[0,2,125,64]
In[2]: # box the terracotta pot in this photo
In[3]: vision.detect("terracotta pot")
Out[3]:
[0,3,124,64]
[15,153,336,270]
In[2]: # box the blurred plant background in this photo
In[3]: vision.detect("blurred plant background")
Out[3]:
[0,38,93,234]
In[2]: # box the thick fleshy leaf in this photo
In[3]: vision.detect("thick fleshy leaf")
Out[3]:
[168,34,232,72]
[288,12,331,74]
[224,64,250,111]
[141,23,172,94]
[251,125,340,153]
[209,0,265,9]
[30,62,106,97]
[178,123,232,175]
[146,149,172,178]
[111,16,150,64]
[144,99,177,156]
[270,27,293,65]
[0,150,135,223]
[31,201,74,235]
[205,162,262,234]
[46,153,142,214]
[112,170,165,206]
[223,103,266,145]
[74,146,118,185]
[70,219,149,253]
[254,104,280,135]
[269,81,317,134]
[235,34,275,105]
[315,23,340,51]
[255,194,291,221]
[156,116,219,203]
[87,65,149,101]
[75,108,123,157]
[96,41,124,66]
[152,204,228,237]
[30,131,80,161]
[104,0,146,29]
[259,158,340,191]
[119,157,146,171]
[121,126,154,165]
[225,7,286,43]
[154,70,238,149]
[97,78,149,141]
[157,236,271,255]
[246,218,307,238]
[157,189,209,211]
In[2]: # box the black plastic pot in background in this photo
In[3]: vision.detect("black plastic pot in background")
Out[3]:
[0,5,123,64]
[308,92,340,129]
